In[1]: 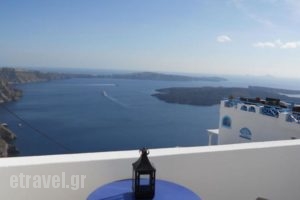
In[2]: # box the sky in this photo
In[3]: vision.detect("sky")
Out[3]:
[0,0,300,78]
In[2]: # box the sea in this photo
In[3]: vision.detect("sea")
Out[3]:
[1,73,300,156]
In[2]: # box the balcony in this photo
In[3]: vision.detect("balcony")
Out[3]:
[1,140,300,200]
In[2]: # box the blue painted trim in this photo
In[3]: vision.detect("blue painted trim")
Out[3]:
[239,127,252,140]
[241,105,247,111]
[222,116,231,128]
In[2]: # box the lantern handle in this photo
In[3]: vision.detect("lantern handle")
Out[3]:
[139,147,149,155]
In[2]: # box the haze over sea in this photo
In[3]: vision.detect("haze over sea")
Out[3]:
[1,70,300,156]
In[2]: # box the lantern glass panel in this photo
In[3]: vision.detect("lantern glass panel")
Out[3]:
[140,174,150,186]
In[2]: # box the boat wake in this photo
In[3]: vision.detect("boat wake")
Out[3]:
[96,83,117,87]
[102,90,127,108]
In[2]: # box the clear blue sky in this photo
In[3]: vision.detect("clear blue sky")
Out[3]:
[1,0,300,77]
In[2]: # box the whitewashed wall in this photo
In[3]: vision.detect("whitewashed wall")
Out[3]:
[219,101,300,144]
[1,140,300,200]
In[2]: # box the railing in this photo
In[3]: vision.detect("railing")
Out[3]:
[224,99,238,108]
[2,141,300,200]
[286,112,300,124]
[223,99,298,120]
[260,106,279,118]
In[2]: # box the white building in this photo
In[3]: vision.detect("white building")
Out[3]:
[208,97,300,145]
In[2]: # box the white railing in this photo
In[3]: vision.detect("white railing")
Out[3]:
[223,100,300,126]
[287,112,300,124]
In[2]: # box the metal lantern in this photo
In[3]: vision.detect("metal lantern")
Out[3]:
[132,148,156,199]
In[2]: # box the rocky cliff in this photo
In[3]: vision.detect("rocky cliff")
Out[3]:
[0,67,82,103]
[0,79,22,103]
[0,67,82,157]
[0,67,79,84]
[0,124,18,157]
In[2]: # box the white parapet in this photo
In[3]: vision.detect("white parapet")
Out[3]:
[1,140,300,200]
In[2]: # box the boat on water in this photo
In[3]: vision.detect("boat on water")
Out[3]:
[102,90,108,97]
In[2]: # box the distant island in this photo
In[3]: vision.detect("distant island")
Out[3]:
[152,86,300,106]
[97,72,227,82]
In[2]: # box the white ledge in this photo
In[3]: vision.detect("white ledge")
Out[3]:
[1,139,300,167]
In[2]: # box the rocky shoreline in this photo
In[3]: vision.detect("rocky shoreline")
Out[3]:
[0,67,85,157]
[0,79,22,104]
[0,124,18,157]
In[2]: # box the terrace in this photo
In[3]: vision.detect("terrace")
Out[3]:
[1,140,300,200]
[224,98,300,124]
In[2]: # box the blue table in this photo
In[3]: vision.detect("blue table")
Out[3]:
[87,179,201,200]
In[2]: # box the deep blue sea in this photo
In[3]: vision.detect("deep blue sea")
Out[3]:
[1,76,300,156]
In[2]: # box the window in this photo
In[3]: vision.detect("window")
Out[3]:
[248,106,256,112]
[222,116,231,128]
[241,105,247,111]
[240,127,252,140]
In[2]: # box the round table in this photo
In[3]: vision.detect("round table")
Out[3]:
[87,179,201,200]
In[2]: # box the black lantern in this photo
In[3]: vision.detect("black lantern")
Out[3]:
[132,148,156,199]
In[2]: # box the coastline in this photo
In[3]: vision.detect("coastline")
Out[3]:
[0,67,226,156]
[0,123,18,157]
[0,67,73,157]
[152,86,300,106]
